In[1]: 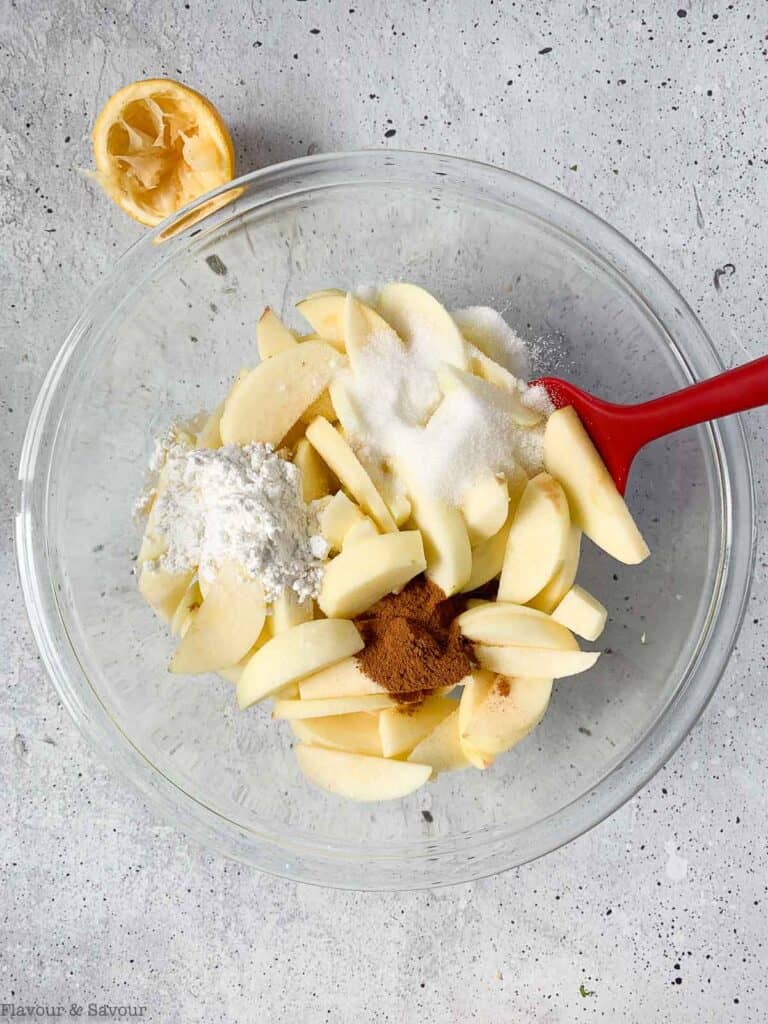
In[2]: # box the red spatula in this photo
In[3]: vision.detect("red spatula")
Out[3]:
[535,354,768,495]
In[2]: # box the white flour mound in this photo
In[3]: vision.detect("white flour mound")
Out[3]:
[142,433,328,602]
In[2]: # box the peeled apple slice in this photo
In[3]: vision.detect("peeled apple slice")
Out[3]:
[462,676,554,756]
[300,390,337,426]
[294,437,337,502]
[170,577,202,636]
[273,693,396,720]
[170,563,266,674]
[457,602,578,650]
[344,291,403,372]
[92,78,235,226]
[341,517,378,549]
[318,491,367,551]
[257,307,297,359]
[290,713,384,757]
[220,342,343,447]
[379,695,459,758]
[528,524,582,613]
[270,590,314,635]
[407,491,471,597]
[139,566,194,623]
[438,362,540,428]
[196,402,224,449]
[551,585,607,642]
[295,745,432,801]
[475,644,600,680]
[305,416,397,532]
[544,405,650,564]
[298,657,385,699]
[317,531,426,618]
[460,473,509,546]
[237,618,364,709]
[458,671,497,768]
[497,473,570,604]
[296,290,393,350]
[377,283,468,369]
[328,375,366,437]
[407,709,471,775]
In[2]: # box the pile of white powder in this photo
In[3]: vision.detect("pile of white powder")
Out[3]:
[341,305,553,505]
[141,432,328,602]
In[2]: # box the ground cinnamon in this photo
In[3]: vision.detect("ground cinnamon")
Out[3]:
[353,575,473,704]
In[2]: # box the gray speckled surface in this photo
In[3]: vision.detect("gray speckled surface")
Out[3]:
[2,1,768,1020]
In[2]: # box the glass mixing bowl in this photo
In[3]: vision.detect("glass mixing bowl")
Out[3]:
[16,152,754,889]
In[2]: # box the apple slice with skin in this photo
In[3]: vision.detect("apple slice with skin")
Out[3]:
[139,566,194,623]
[305,417,397,532]
[544,405,650,564]
[318,491,366,551]
[457,602,578,650]
[298,657,386,699]
[170,563,266,674]
[237,618,363,708]
[220,342,344,446]
[294,437,337,501]
[379,695,459,758]
[551,585,607,642]
[462,676,553,755]
[257,307,297,359]
[407,709,471,775]
[295,745,432,801]
[460,473,509,546]
[377,283,468,369]
[273,693,396,720]
[317,531,426,618]
[291,712,384,757]
[497,472,570,604]
[475,644,600,680]
[407,490,471,596]
[528,524,582,613]
[458,670,496,768]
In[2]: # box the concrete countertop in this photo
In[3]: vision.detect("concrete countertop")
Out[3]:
[2,1,766,1020]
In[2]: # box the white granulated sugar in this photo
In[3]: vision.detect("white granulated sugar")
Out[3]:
[140,435,328,602]
[343,304,551,506]
[451,307,529,377]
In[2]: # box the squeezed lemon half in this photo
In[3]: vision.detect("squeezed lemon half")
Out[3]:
[92,78,235,227]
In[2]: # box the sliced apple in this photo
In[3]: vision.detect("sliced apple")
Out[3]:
[407,709,470,775]
[274,693,396,719]
[294,437,337,502]
[170,577,202,636]
[462,676,553,755]
[528,524,582,613]
[497,473,570,604]
[317,531,426,618]
[139,566,194,623]
[318,491,366,551]
[170,563,266,674]
[461,473,509,546]
[196,402,224,449]
[271,590,314,635]
[328,375,365,438]
[237,618,363,709]
[377,283,468,369]
[458,670,497,768]
[437,362,540,428]
[305,416,397,532]
[344,291,403,372]
[220,342,343,446]
[452,306,526,373]
[544,405,650,564]
[551,585,607,642]
[341,516,378,549]
[379,695,459,758]
[387,490,412,527]
[298,657,386,699]
[407,490,471,596]
[475,644,600,680]
[296,291,393,350]
[295,745,431,801]
[457,602,577,650]
[257,307,297,360]
[290,712,383,757]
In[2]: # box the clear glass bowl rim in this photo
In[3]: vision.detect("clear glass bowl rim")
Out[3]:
[15,150,756,890]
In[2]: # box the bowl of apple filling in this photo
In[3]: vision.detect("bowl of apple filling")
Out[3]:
[17,153,753,888]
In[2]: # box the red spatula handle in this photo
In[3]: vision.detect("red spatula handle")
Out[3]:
[628,353,768,448]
